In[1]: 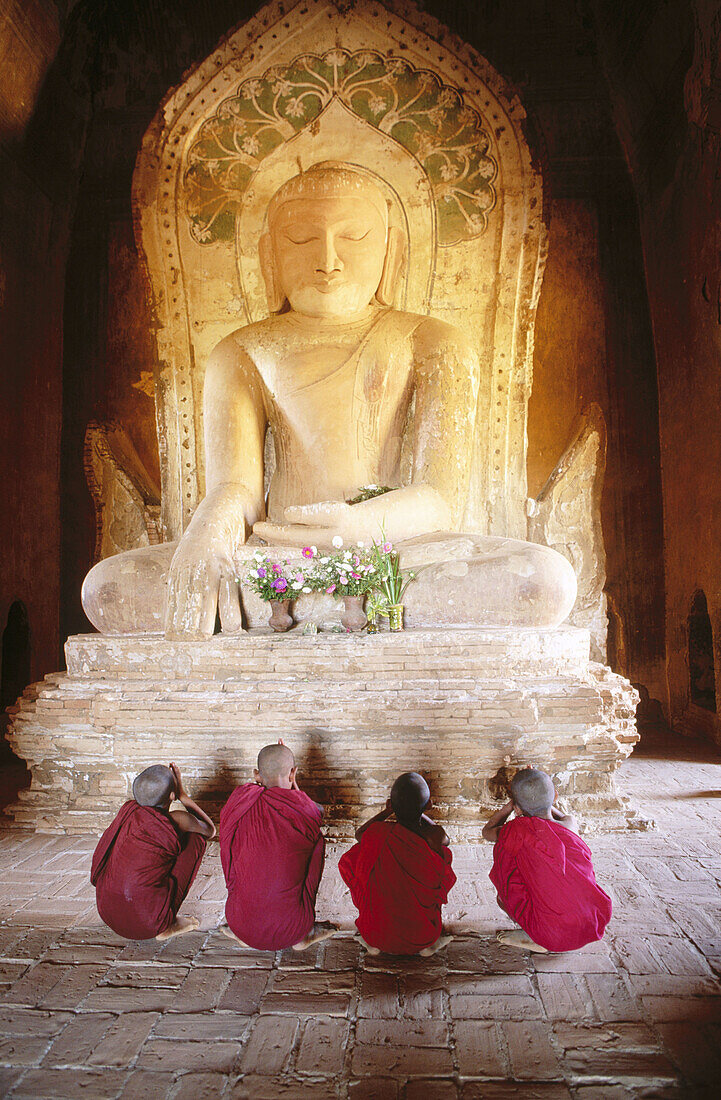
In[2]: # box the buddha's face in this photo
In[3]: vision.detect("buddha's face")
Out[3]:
[269,194,387,318]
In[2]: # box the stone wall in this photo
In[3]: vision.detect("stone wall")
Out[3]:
[592,0,721,743]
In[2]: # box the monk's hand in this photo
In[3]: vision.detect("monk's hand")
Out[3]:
[169,762,185,799]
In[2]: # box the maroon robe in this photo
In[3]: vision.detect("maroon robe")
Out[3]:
[91,801,205,939]
[338,821,456,954]
[220,784,325,950]
[490,815,612,952]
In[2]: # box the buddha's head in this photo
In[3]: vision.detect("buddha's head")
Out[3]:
[259,161,405,318]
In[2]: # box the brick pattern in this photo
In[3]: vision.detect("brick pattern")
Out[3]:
[0,735,719,1097]
[6,629,637,835]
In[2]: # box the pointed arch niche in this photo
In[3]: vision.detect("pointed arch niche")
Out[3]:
[133,0,545,541]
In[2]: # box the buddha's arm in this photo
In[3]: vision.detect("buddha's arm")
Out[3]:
[410,317,479,528]
[165,337,267,638]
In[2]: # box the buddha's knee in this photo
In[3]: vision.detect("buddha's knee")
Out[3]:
[404,537,577,629]
[82,543,176,634]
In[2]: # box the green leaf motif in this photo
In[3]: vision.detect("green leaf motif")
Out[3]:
[184,49,497,246]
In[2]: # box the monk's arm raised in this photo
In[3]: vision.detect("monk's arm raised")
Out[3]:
[355,801,393,841]
[165,337,267,638]
[482,800,515,843]
[169,763,216,839]
[551,805,579,834]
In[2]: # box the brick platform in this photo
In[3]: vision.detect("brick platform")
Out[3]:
[6,628,638,836]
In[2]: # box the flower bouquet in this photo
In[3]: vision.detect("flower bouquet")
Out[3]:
[368,538,416,631]
[245,549,315,632]
[316,545,377,631]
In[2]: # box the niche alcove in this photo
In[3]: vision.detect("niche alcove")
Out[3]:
[6,0,638,835]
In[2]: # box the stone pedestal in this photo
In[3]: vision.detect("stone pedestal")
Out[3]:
[6,627,639,837]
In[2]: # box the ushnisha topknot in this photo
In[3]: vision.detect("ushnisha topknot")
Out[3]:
[132,765,176,808]
[267,160,389,232]
[257,743,295,786]
[390,771,430,825]
[510,768,555,817]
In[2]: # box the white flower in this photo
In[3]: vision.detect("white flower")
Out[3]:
[332,536,344,549]
[285,97,306,119]
[292,581,303,590]
[310,545,318,555]
[339,575,348,584]
[302,586,311,594]
[357,540,365,548]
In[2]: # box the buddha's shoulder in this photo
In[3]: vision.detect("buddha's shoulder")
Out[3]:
[400,311,475,354]
[207,317,288,364]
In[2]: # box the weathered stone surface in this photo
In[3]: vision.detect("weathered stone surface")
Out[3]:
[529,404,608,661]
[6,628,639,836]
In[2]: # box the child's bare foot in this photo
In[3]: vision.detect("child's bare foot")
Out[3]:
[355,933,381,956]
[292,921,338,951]
[220,924,252,947]
[420,933,453,957]
[497,929,549,953]
[156,915,199,941]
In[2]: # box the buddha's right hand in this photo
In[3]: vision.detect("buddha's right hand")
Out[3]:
[165,484,253,639]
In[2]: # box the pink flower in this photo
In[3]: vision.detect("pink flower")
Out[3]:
[351,572,361,579]
[301,547,314,559]
[273,578,287,592]
[325,584,336,594]
[382,542,393,553]
[272,563,282,574]
[295,572,305,584]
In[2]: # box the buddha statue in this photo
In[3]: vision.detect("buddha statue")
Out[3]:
[82,161,576,637]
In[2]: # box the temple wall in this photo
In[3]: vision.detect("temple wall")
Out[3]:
[592,0,721,742]
[0,1,85,697]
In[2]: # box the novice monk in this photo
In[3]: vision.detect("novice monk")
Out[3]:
[219,741,336,951]
[339,771,456,956]
[483,766,612,953]
[91,763,215,940]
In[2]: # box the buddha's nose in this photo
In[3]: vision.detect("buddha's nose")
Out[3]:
[316,232,342,274]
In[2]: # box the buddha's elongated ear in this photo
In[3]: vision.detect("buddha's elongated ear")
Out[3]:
[376,226,406,307]
[259,232,286,313]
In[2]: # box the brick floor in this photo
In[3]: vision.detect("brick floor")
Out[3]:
[0,728,719,1097]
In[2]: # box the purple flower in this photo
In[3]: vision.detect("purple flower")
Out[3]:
[273,578,288,592]
[257,566,267,578]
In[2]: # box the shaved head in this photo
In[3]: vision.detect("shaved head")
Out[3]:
[257,743,295,787]
[132,765,175,808]
[390,772,430,825]
[510,768,555,816]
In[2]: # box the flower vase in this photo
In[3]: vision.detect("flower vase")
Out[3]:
[387,603,405,632]
[268,599,293,632]
[341,595,367,632]
[366,617,379,635]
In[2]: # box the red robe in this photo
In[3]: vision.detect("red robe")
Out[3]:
[338,821,456,954]
[91,801,205,940]
[490,815,612,952]
[220,784,325,950]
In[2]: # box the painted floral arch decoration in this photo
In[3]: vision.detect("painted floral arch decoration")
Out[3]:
[184,48,498,247]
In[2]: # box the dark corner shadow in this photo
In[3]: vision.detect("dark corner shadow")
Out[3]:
[296,728,334,810]
[633,721,721,765]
